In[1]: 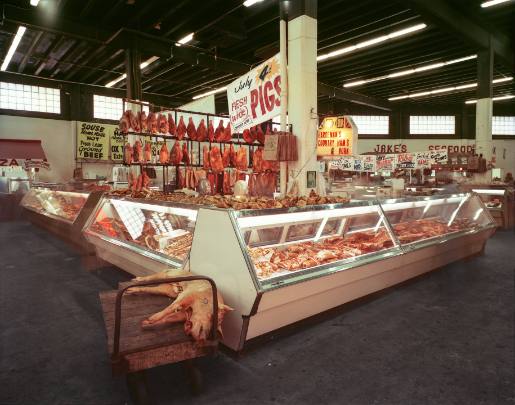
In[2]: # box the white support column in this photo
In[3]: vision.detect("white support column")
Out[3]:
[287,14,318,195]
[475,98,493,161]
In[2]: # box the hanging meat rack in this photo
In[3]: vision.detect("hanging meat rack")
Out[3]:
[121,98,292,194]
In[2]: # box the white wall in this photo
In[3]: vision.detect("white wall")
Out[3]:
[0,115,75,182]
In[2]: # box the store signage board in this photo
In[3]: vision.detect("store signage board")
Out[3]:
[329,156,354,170]
[430,150,449,165]
[110,128,125,161]
[396,152,416,169]
[362,155,376,172]
[376,154,395,172]
[76,122,113,160]
[353,156,363,172]
[415,151,431,168]
[317,116,357,159]
[227,53,281,132]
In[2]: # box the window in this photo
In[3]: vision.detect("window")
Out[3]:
[93,95,123,120]
[492,116,515,135]
[0,82,60,113]
[351,115,389,135]
[409,115,455,135]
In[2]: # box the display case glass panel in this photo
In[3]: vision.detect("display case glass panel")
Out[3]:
[20,188,89,223]
[380,194,494,248]
[233,202,401,288]
[85,197,198,266]
[472,188,506,209]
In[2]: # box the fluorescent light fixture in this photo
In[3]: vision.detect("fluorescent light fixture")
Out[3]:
[30,0,40,5]
[343,54,477,88]
[389,77,513,101]
[243,0,265,6]
[481,0,513,7]
[1,26,26,72]
[192,86,227,100]
[176,33,194,46]
[466,95,515,104]
[105,56,159,88]
[318,23,426,62]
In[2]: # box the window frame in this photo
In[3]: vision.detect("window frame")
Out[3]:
[492,116,515,137]
[408,115,456,137]
[0,81,62,117]
[350,115,390,137]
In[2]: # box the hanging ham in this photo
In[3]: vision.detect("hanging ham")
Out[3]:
[223,122,232,141]
[158,113,169,134]
[256,124,265,145]
[222,147,231,168]
[133,140,143,163]
[147,113,158,134]
[119,112,130,134]
[177,116,187,140]
[159,143,169,164]
[182,142,190,165]
[203,146,210,170]
[214,121,224,142]
[170,141,183,165]
[128,110,140,132]
[187,117,197,140]
[209,146,224,173]
[144,141,152,163]
[234,147,248,171]
[139,111,148,133]
[229,143,236,167]
[123,142,133,164]
[168,113,176,136]
[207,120,215,142]
[242,128,254,144]
[197,119,207,142]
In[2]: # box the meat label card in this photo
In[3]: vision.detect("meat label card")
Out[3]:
[430,150,449,165]
[227,53,281,132]
[76,122,114,160]
[376,154,395,171]
[395,153,416,169]
[415,151,432,168]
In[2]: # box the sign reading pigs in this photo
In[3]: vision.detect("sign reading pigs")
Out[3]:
[227,53,281,132]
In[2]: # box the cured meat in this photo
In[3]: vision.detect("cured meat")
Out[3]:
[119,111,130,134]
[207,120,215,142]
[253,147,264,172]
[144,141,152,163]
[256,125,265,145]
[187,117,197,140]
[142,171,151,190]
[202,146,210,170]
[234,147,248,171]
[123,142,133,164]
[242,128,254,144]
[197,119,207,142]
[222,147,231,168]
[214,121,224,142]
[159,143,169,164]
[158,113,169,134]
[249,126,258,144]
[126,268,233,343]
[147,113,158,134]
[133,140,143,163]
[139,111,148,133]
[177,116,187,140]
[182,142,190,165]
[229,143,236,167]
[209,146,224,173]
[128,110,140,132]
[223,122,232,142]
[170,141,183,165]
[167,113,176,136]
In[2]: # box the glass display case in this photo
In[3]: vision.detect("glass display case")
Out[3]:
[185,193,496,351]
[460,186,514,229]
[83,196,199,275]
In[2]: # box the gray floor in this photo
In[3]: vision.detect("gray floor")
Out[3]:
[0,221,513,405]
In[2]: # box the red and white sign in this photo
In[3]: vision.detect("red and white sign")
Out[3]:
[227,53,281,132]
[395,153,416,169]
[376,154,396,171]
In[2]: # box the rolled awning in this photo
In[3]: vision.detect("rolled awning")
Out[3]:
[0,139,47,160]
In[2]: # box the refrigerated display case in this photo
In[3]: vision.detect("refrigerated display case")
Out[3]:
[82,193,496,351]
[187,193,496,351]
[20,187,104,252]
[467,188,513,229]
[83,196,199,276]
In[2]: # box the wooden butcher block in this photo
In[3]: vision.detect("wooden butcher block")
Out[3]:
[99,281,216,375]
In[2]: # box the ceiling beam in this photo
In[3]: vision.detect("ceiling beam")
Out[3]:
[401,0,514,70]
[317,82,392,111]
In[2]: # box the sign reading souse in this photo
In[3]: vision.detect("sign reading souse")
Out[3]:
[227,53,281,132]
[317,116,357,159]
[77,122,113,160]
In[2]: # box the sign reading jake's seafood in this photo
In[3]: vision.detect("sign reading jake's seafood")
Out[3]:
[227,53,281,132]
[317,116,357,159]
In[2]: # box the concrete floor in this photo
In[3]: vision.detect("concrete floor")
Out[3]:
[0,221,513,405]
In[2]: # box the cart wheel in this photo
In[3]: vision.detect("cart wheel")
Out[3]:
[126,371,153,405]
[182,360,203,395]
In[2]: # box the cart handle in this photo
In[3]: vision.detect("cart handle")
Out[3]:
[111,275,219,361]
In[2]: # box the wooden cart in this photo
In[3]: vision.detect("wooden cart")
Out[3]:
[99,275,219,404]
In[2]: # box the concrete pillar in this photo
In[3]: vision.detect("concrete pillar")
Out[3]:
[285,0,318,195]
[475,47,493,161]
[125,47,142,101]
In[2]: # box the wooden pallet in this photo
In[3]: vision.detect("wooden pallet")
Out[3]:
[99,280,217,375]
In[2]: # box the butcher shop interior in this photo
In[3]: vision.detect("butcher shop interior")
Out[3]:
[0,0,514,404]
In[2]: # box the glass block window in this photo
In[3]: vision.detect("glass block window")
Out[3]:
[351,115,389,135]
[409,115,455,135]
[492,116,515,135]
[0,82,61,113]
[93,95,123,120]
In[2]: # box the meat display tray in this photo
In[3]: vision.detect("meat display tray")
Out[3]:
[83,193,496,351]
